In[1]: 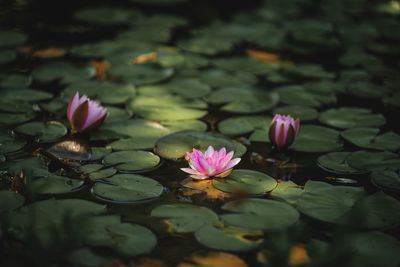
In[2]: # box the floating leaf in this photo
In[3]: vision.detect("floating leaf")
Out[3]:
[317,152,366,174]
[347,150,400,172]
[212,169,277,195]
[371,170,400,193]
[47,139,91,161]
[341,128,400,152]
[103,151,160,173]
[151,203,219,233]
[0,191,25,214]
[177,252,248,267]
[291,125,343,153]
[194,224,262,252]
[30,174,85,194]
[221,198,299,230]
[14,121,67,142]
[319,107,386,129]
[92,174,163,203]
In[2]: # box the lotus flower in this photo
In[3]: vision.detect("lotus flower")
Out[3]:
[269,114,300,150]
[181,146,241,180]
[67,92,107,133]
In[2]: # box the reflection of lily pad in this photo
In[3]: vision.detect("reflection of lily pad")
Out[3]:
[319,107,386,129]
[151,203,218,233]
[221,198,299,230]
[154,131,245,161]
[341,128,400,152]
[92,174,163,203]
[291,125,343,153]
[317,152,366,174]
[103,151,160,173]
[213,169,277,195]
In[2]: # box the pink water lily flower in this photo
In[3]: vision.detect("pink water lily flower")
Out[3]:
[269,114,300,150]
[181,146,241,180]
[67,92,107,133]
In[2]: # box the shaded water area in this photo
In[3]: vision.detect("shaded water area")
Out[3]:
[1,0,400,266]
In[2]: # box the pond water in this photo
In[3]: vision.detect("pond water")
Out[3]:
[1,0,400,266]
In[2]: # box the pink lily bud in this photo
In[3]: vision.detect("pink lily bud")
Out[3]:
[67,92,107,133]
[268,114,300,150]
[180,146,241,180]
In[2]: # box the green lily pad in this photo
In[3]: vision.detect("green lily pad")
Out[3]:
[213,57,274,75]
[67,248,109,267]
[371,171,400,193]
[0,100,33,113]
[154,130,245,161]
[0,191,25,214]
[350,191,400,229]
[92,174,163,203]
[0,49,16,64]
[151,203,219,233]
[218,115,271,137]
[275,85,335,107]
[80,165,117,181]
[319,107,386,129]
[296,182,366,224]
[212,169,277,195]
[221,198,299,230]
[14,121,67,142]
[131,105,206,121]
[200,69,257,88]
[179,36,235,55]
[341,128,400,152]
[317,152,367,174]
[32,62,94,84]
[206,87,279,114]
[30,174,85,194]
[138,78,211,99]
[4,198,105,246]
[383,91,400,108]
[273,105,318,121]
[1,88,52,102]
[270,181,304,205]
[0,30,27,47]
[109,64,174,86]
[0,113,35,126]
[156,47,209,69]
[81,215,157,257]
[103,150,160,173]
[0,132,26,154]
[74,7,142,25]
[347,151,400,172]
[65,80,136,105]
[291,125,343,153]
[194,224,262,252]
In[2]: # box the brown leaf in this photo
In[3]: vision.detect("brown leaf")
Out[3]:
[134,257,169,267]
[131,51,158,64]
[246,49,280,63]
[289,244,310,266]
[90,59,110,80]
[18,46,66,58]
[177,252,248,267]
[181,178,230,200]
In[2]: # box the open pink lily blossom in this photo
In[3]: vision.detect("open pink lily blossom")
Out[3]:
[269,114,300,150]
[67,92,107,133]
[181,146,241,180]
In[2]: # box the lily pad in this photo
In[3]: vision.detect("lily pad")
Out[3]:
[0,191,25,214]
[92,174,163,203]
[270,181,304,205]
[206,87,279,114]
[341,128,400,152]
[46,139,92,161]
[273,105,318,122]
[296,182,366,224]
[154,131,245,161]
[74,7,142,25]
[317,152,367,174]
[30,174,85,194]
[0,49,16,64]
[109,64,174,86]
[103,150,160,173]
[194,224,262,252]
[212,169,277,195]
[371,171,400,193]
[14,121,67,142]
[319,107,386,129]
[221,198,299,230]
[291,125,343,153]
[0,30,27,47]
[32,62,94,84]
[151,203,219,233]
[200,69,257,88]
[347,151,400,172]
[218,115,271,137]
[0,132,26,154]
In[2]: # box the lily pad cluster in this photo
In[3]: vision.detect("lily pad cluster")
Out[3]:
[1,0,400,266]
